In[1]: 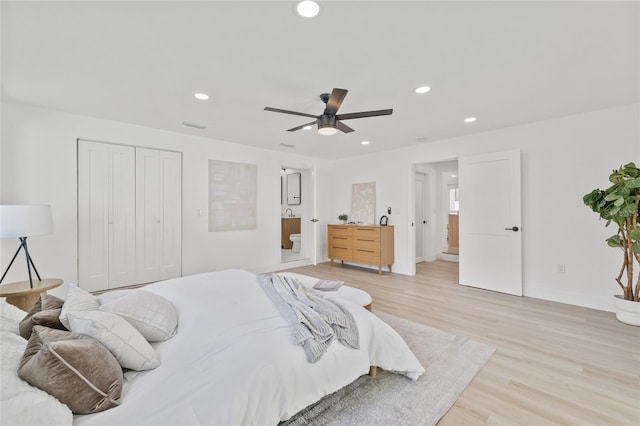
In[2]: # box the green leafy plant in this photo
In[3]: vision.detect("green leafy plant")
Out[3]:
[338,214,349,222]
[583,162,640,301]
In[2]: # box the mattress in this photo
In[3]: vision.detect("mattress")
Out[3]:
[73,269,424,425]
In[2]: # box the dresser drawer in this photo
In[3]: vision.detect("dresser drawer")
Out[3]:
[353,235,380,251]
[328,225,353,237]
[330,235,352,249]
[353,247,381,264]
[329,245,352,261]
[354,227,380,238]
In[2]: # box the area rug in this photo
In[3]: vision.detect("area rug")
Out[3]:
[282,311,495,426]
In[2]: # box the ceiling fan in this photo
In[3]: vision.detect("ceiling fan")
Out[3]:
[264,88,393,136]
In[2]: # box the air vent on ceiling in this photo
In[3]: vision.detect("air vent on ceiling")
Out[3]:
[182,121,206,129]
[279,143,296,148]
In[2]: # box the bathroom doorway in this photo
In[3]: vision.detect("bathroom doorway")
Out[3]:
[280,167,313,264]
[413,160,459,270]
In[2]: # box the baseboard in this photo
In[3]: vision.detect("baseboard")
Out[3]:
[437,253,459,263]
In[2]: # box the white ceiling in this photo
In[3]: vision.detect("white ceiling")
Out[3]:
[2,1,638,159]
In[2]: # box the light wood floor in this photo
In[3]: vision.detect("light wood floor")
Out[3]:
[286,260,640,426]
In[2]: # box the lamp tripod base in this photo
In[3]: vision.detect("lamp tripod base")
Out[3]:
[0,237,42,289]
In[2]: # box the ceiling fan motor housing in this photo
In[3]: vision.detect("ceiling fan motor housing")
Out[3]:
[317,115,338,135]
[318,115,336,127]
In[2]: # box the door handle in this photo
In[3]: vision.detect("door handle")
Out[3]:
[310,219,319,222]
[423,220,427,224]
[505,226,519,232]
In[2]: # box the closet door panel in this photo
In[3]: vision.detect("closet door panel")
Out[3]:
[78,141,109,292]
[108,146,136,287]
[160,151,182,280]
[136,148,162,284]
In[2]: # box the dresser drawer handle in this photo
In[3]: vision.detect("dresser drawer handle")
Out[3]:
[357,228,374,231]
[357,238,375,242]
[357,249,375,253]
[333,237,348,240]
[332,246,348,250]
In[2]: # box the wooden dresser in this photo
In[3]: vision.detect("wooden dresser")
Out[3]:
[327,225,394,275]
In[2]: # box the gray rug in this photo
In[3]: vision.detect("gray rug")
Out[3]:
[282,312,495,426]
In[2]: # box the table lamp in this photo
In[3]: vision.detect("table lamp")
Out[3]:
[0,205,54,288]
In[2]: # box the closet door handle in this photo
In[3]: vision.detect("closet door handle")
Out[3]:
[505,226,519,232]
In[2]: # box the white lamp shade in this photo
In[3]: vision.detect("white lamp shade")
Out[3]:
[0,205,54,238]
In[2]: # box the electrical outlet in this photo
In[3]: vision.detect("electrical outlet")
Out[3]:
[556,264,566,274]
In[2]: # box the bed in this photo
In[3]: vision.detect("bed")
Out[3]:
[1,269,424,425]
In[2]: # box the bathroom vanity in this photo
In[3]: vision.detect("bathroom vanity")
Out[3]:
[327,225,394,275]
[281,217,301,249]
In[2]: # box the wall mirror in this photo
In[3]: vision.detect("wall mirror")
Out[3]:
[287,172,301,205]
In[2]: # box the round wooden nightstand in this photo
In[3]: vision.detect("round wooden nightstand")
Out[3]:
[0,278,63,311]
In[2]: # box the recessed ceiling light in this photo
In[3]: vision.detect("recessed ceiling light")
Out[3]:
[194,93,209,100]
[464,117,477,123]
[302,125,313,130]
[361,141,370,145]
[414,86,431,94]
[295,1,320,18]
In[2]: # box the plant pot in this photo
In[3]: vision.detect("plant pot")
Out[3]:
[613,295,640,326]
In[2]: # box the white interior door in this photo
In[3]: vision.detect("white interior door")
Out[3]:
[459,150,522,296]
[78,140,135,291]
[109,146,136,288]
[136,148,162,284]
[159,150,182,280]
[78,141,109,291]
[136,148,182,283]
[415,172,425,262]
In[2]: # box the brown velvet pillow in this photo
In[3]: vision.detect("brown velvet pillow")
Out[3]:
[18,326,123,414]
[19,294,66,339]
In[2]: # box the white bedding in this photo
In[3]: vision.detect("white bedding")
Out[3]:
[73,269,424,425]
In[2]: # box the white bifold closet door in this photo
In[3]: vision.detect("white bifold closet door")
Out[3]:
[135,148,182,284]
[78,141,182,292]
[78,141,136,292]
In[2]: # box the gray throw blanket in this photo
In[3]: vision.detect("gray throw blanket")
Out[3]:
[258,273,359,363]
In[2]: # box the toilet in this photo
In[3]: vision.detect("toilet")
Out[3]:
[289,234,301,253]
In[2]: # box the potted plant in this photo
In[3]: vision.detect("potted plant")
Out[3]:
[583,162,640,325]
[338,214,349,224]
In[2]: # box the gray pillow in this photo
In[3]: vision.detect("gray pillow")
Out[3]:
[18,326,123,414]
[19,294,66,339]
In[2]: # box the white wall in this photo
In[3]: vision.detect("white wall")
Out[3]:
[0,101,331,294]
[2,100,638,312]
[327,103,639,312]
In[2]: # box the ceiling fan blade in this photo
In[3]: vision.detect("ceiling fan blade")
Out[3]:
[264,107,318,119]
[336,109,393,121]
[324,88,348,116]
[336,120,355,133]
[287,120,318,132]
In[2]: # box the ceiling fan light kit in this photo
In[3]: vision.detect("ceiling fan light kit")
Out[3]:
[264,88,393,136]
[317,115,338,136]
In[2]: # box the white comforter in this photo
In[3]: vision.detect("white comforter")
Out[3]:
[74,269,424,425]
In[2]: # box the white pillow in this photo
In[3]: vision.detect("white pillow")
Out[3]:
[0,331,73,426]
[59,285,100,329]
[67,310,160,371]
[99,290,178,342]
